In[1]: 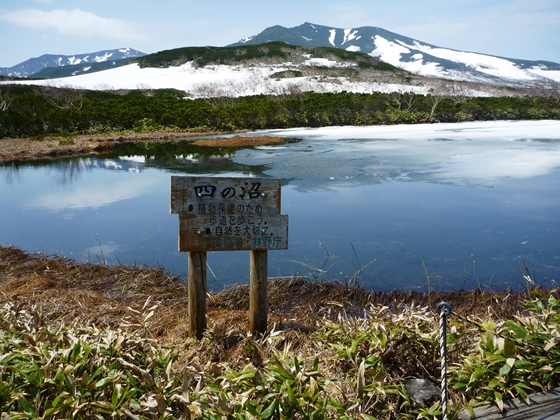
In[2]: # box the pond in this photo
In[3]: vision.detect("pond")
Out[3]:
[1,120,560,292]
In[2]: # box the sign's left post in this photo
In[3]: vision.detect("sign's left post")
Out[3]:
[187,251,207,339]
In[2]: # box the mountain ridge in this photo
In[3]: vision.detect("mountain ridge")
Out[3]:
[0,48,146,78]
[230,22,560,85]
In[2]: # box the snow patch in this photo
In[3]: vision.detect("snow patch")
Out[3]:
[304,58,355,68]
[68,56,82,66]
[94,52,113,63]
[328,29,336,47]
[345,45,361,52]
[342,29,359,44]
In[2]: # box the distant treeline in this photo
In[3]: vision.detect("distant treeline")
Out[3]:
[0,84,559,139]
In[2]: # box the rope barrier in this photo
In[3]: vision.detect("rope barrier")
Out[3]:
[437,302,452,420]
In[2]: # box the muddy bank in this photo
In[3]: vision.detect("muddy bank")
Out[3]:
[0,132,285,162]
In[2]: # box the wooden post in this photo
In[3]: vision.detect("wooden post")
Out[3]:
[249,250,268,335]
[188,251,207,339]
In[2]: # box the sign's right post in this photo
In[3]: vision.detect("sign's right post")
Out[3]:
[250,249,268,334]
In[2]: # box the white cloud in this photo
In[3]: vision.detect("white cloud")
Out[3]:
[0,8,147,42]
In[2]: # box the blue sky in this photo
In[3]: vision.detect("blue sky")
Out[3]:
[1,0,559,68]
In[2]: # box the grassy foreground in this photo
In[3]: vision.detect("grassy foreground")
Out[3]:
[1,245,559,419]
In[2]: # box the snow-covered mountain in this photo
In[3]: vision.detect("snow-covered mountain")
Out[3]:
[231,22,560,85]
[0,48,146,78]
[2,23,559,98]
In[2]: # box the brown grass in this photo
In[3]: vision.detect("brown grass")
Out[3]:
[0,246,537,352]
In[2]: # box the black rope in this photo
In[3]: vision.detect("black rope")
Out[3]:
[436,302,452,420]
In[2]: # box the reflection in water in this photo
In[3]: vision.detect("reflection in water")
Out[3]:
[24,177,161,211]
[1,122,560,291]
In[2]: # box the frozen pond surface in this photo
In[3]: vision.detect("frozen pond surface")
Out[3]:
[2,120,560,291]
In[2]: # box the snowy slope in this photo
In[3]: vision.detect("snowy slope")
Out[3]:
[232,23,560,85]
[0,61,441,97]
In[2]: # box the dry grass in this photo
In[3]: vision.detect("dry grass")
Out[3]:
[0,245,536,353]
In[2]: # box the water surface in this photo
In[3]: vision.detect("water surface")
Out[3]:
[2,121,559,291]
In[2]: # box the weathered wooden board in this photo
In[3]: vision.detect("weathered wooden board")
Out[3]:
[458,387,560,419]
[171,176,281,215]
[179,213,288,252]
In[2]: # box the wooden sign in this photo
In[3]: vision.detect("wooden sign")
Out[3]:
[171,176,287,253]
[171,176,281,215]
[179,214,288,252]
[170,175,288,337]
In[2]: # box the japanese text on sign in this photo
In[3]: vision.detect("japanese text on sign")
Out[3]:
[171,176,281,216]
[171,176,288,252]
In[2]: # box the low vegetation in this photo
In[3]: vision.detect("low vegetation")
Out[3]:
[0,84,559,140]
[1,246,560,418]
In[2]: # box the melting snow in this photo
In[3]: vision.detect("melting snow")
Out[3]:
[255,120,560,182]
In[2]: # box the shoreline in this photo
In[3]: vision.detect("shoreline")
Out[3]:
[0,131,286,162]
[0,244,541,322]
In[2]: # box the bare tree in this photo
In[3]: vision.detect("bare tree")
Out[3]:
[38,85,84,110]
[136,83,155,96]
[0,86,14,111]
[388,89,417,111]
